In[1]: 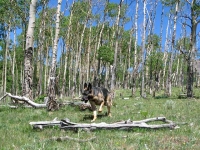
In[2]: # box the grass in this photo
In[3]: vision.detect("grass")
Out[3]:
[0,88,200,149]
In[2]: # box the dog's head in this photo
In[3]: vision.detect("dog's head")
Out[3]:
[81,83,92,103]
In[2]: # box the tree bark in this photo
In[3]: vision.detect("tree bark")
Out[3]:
[37,0,47,97]
[12,27,16,95]
[23,0,37,100]
[141,0,147,98]
[61,1,74,97]
[47,0,62,111]
[186,0,198,97]
[111,0,124,91]
[132,0,139,96]
[162,14,171,90]
[166,1,179,96]
[4,18,11,95]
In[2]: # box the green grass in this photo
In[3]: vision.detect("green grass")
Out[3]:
[0,88,200,149]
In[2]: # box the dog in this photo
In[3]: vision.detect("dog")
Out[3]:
[81,83,112,122]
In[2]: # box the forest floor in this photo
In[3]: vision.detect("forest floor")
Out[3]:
[0,87,200,150]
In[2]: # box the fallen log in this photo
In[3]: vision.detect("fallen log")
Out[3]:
[60,117,177,130]
[0,105,33,108]
[0,93,91,110]
[29,118,61,129]
[0,93,46,108]
[30,117,181,131]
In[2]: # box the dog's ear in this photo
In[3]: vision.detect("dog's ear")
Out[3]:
[84,83,87,90]
[88,83,92,91]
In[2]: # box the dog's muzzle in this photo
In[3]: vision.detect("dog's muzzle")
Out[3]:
[81,95,89,103]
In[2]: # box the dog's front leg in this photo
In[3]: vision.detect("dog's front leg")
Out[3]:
[98,99,104,112]
[107,105,112,117]
[106,95,112,117]
[90,101,97,122]
[91,110,97,122]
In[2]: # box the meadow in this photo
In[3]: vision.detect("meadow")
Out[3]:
[0,88,200,150]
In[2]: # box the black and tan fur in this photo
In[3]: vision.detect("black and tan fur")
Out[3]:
[82,83,112,122]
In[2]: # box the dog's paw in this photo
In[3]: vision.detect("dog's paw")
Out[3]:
[91,119,96,122]
[108,113,112,117]
[98,109,103,113]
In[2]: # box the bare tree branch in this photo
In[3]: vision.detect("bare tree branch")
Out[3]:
[29,117,183,131]
[180,14,192,21]
[185,0,191,5]
[182,22,192,28]
[0,93,46,108]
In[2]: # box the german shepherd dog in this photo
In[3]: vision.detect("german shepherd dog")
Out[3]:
[82,83,112,122]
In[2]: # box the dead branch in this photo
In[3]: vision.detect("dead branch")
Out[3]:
[0,93,46,108]
[30,120,61,129]
[30,117,181,131]
[0,93,91,110]
[60,117,177,130]
[0,105,33,108]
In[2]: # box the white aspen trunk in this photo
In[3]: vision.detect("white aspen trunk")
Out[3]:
[76,0,91,94]
[72,39,78,97]
[95,1,108,86]
[86,24,92,82]
[132,0,139,96]
[4,19,11,95]
[23,0,37,100]
[162,14,171,89]
[92,31,99,86]
[148,0,158,96]
[175,56,180,86]
[1,62,3,93]
[60,0,73,98]
[37,24,44,96]
[141,0,147,98]
[127,27,133,84]
[37,1,47,96]
[156,4,164,92]
[47,0,62,111]
[174,21,186,88]
[16,65,19,95]
[178,20,186,87]
[167,1,179,96]
[180,57,184,89]
[78,26,87,95]
[186,0,199,97]
[125,17,135,89]
[111,0,124,91]
[44,41,49,94]
[21,62,24,94]
[69,50,73,96]
[12,27,16,94]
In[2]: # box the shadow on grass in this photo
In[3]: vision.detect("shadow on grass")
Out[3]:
[82,112,108,121]
[155,94,170,99]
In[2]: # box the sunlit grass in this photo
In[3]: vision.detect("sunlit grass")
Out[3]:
[0,88,200,149]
